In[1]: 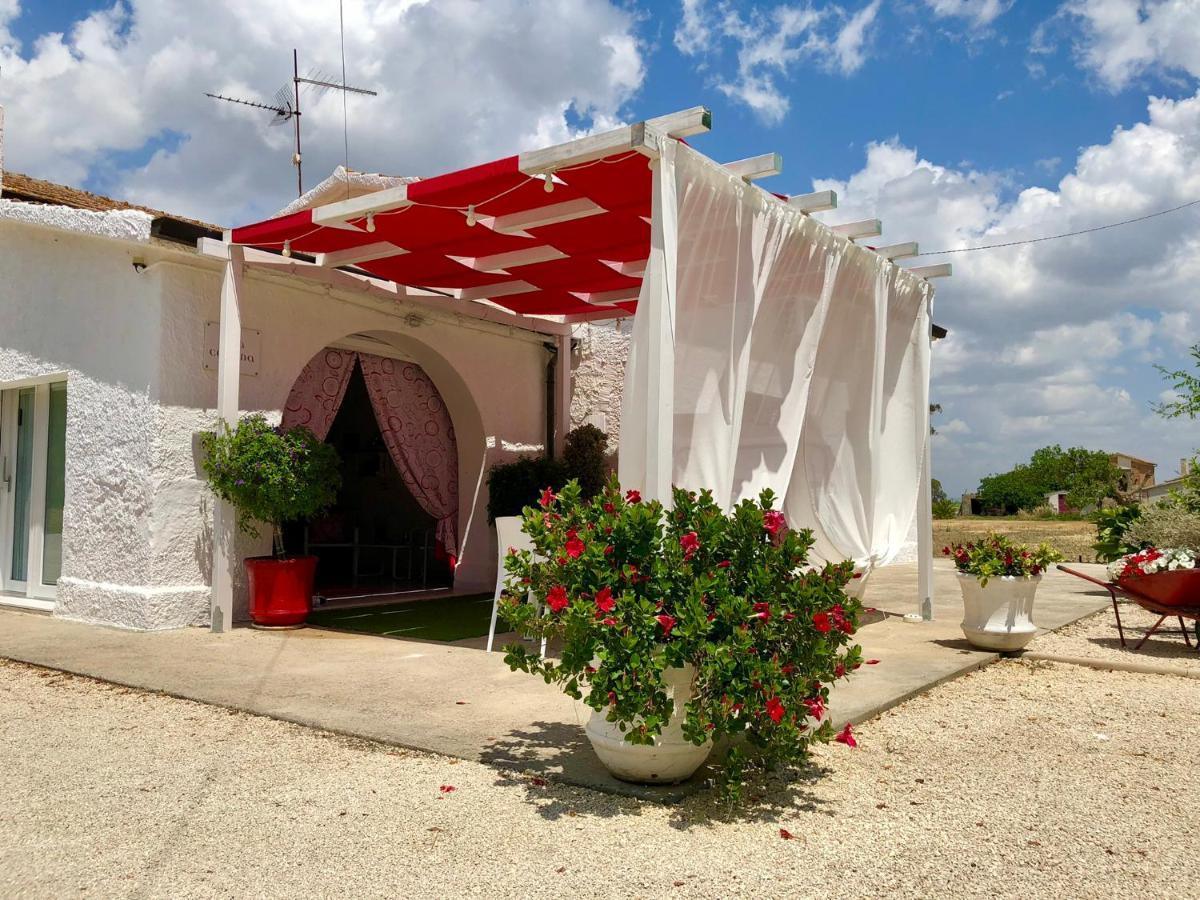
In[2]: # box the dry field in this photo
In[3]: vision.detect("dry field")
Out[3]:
[934,516,1098,562]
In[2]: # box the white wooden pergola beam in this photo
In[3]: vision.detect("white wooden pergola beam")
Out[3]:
[456,280,539,301]
[573,287,640,306]
[909,263,953,279]
[316,242,407,268]
[723,152,782,182]
[312,184,411,228]
[448,245,567,272]
[599,258,647,278]
[482,198,605,236]
[562,307,634,323]
[518,106,711,175]
[872,241,919,260]
[788,190,837,213]
[830,218,882,240]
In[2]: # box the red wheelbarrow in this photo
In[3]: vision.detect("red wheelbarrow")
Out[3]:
[1057,565,1200,652]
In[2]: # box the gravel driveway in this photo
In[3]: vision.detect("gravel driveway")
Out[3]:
[3,651,1197,900]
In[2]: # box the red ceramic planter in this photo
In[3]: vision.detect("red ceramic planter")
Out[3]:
[245,556,318,627]
[1117,568,1200,608]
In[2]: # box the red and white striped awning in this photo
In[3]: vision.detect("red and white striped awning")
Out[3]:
[230,109,718,319]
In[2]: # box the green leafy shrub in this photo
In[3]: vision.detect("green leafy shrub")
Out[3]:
[501,477,863,796]
[562,424,610,500]
[486,456,567,522]
[942,533,1062,586]
[932,498,959,519]
[1092,504,1141,562]
[1124,502,1200,554]
[201,415,341,556]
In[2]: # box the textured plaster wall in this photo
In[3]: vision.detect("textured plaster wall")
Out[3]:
[570,321,630,452]
[0,219,204,628]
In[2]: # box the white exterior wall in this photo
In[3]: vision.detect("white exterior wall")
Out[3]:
[0,215,555,629]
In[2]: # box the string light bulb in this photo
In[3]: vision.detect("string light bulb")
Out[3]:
[543,172,554,193]
[282,240,292,258]
[366,212,376,233]
[466,204,477,227]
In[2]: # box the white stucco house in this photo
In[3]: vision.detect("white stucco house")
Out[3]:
[0,143,626,629]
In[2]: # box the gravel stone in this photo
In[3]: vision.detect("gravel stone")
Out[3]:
[1029,599,1200,675]
[1,657,1196,899]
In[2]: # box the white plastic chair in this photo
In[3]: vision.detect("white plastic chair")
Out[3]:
[487,516,547,656]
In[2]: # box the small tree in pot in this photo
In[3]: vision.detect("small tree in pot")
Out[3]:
[201,415,341,627]
[500,477,864,794]
[943,534,1062,651]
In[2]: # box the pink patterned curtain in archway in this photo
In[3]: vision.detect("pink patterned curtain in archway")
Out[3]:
[358,353,460,566]
[281,348,357,440]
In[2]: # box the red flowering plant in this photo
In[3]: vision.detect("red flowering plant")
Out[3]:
[500,476,864,792]
[942,532,1062,587]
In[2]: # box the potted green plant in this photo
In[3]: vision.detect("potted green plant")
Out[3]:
[201,415,341,627]
[501,478,864,789]
[943,534,1062,650]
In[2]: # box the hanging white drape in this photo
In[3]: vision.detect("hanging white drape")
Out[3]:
[620,140,932,569]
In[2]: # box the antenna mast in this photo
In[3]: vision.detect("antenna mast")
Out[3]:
[206,48,377,197]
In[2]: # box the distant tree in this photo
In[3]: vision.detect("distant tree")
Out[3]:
[931,477,948,505]
[929,403,943,435]
[976,445,1122,514]
[1153,344,1200,420]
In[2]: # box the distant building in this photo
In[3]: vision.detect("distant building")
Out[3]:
[1110,453,1156,496]
[1143,459,1193,503]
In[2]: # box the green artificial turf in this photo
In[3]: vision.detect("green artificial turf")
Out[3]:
[307,593,498,642]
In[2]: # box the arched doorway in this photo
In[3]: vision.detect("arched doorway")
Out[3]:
[279,343,459,600]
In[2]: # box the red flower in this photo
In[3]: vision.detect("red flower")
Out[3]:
[539,487,557,507]
[717,559,732,569]
[834,663,846,679]
[779,828,795,840]
[546,585,569,613]
[782,611,795,621]
[655,614,677,637]
[765,696,786,723]
[812,612,832,633]
[865,658,880,665]
[439,785,456,794]
[752,601,771,622]
[565,535,586,559]
[803,696,825,721]
[603,502,616,514]
[600,617,617,626]
[679,531,700,561]
[781,664,795,676]
[625,489,642,503]
[763,510,786,535]
[594,586,615,614]
[604,545,614,555]
[835,723,857,748]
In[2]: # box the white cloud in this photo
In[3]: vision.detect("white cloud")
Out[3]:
[1057,0,1200,91]
[0,0,646,225]
[810,90,1200,492]
[924,0,1012,28]
[673,1,883,124]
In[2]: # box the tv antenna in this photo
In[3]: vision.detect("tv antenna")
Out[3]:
[206,48,376,196]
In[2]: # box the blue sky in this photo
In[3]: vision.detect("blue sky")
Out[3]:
[1,0,1198,496]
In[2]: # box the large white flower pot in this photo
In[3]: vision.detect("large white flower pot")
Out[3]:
[956,572,1042,651]
[584,664,712,784]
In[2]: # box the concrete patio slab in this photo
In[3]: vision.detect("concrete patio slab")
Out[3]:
[0,560,1110,800]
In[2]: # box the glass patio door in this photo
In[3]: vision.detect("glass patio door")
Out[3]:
[1,382,67,604]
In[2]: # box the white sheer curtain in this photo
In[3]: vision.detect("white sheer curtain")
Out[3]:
[620,140,932,569]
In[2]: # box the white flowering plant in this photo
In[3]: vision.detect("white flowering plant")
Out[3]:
[1106,547,1197,582]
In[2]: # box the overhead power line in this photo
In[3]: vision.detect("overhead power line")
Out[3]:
[920,197,1200,255]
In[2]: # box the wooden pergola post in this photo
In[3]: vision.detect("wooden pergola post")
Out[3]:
[210,243,244,633]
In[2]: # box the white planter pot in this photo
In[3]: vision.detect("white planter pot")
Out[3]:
[956,572,1042,651]
[584,663,712,784]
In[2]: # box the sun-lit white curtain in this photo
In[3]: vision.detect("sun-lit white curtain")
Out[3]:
[620,140,932,569]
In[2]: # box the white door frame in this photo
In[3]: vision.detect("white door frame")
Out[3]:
[0,378,65,608]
